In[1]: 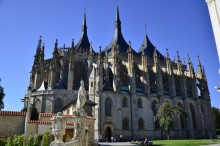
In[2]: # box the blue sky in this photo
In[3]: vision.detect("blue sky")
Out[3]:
[0,0,219,111]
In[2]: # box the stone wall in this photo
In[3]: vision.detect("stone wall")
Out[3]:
[0,111,26,138]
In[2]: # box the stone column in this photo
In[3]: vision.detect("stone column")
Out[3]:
[50,112,67,146]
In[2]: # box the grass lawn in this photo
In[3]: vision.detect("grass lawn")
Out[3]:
[152,139,220,146]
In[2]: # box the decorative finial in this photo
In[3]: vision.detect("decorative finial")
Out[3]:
[166,48,169,58]
[145,24,147,34]
[72,39,74,48]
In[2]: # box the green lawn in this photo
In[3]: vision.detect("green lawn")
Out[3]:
[152,139,220,146]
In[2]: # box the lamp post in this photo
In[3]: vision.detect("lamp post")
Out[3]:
[24,85,32,137]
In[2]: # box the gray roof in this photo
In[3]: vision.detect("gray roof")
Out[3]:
[103,6,138,56]
[138,34,165,60]
[75,13,91,52]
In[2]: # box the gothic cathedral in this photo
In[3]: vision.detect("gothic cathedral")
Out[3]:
[27,6,216,140]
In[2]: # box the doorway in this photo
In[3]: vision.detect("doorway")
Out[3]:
[105,127,112,142]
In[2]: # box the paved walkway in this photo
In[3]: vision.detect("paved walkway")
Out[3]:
[99,142,138,146]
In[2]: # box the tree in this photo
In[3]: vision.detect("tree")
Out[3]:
[212,107,220,132]
[156,101,184,139]
[0,79,5,110]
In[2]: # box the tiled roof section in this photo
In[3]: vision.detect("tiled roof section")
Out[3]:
[62,98,96,110]
[75,12,91,52]
[40,113,56,117]
[29,120,90,126]
[0,111,26,116]
[39,113,95,120]
[138,34,165,60]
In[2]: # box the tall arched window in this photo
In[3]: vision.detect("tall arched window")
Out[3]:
[122,117,129,130]
[162,73,169,95]
[190,104,197,129]
[178,103,186,129]
[187,78,193,97]
[105,97,112,116]
[152,100,160,129]
[175,75,182,96]
[122,97,128,108]
[137,98,142,109]
[54,98,63,113]
[138,118,144,129]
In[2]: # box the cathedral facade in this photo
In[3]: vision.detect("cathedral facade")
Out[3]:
[27,6,216,141]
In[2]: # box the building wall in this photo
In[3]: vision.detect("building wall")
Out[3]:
[0,112,25,138]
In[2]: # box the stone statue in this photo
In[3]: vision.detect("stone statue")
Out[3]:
[76,80,86,109]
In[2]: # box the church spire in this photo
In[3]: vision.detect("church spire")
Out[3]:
[53,39,59,58]
[75,10,90,52]
[115,5,121,31]
[197,56,203,74]
[82,11,87,33]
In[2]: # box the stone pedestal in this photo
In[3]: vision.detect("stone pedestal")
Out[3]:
[50,112,67,146]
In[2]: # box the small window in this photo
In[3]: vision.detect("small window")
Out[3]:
[138,118,144,129]
[122,97,128,108]
[137,98,142,109]
[105,97,112,116]
[91,81,93,87]
[122,118,129,130]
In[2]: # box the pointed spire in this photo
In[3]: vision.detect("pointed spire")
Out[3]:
[115,5,121,30]
[71,39,74,48]
[98,46,102,60]
[177,51,181,63]
[197,56,202,74]
[82,11,87,33]
[128,41,132,53]
[53,39,59,58]
[37,36,42,49]
[166,48,170,59]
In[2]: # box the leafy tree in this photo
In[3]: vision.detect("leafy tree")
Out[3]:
[156,101,184,139]
[26,135,34,146]
[0,79,5,110]
[212,107,220,129]
[42,131,51,146]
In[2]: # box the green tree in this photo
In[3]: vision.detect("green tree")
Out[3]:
[212,107,220,131]
[156,101,184,139]
[0,79,5,110]
[41,131,51,146]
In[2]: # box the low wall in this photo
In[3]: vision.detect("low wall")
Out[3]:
[0,111,26,138]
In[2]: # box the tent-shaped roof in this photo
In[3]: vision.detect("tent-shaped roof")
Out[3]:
[103,6,137,55]
[138,34,165,60]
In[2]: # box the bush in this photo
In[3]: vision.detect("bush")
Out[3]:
[33,134,40,146]
[41,131,51,146]
[0,138,6,146]
[5,137,12,146]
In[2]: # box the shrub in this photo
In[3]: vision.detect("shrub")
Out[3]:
[26,135,34,146]
[0,138,6,146]
[5,137,12,146]
[33,134,40,146]
[41,131,51,146]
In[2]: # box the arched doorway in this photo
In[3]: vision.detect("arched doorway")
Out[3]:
[105,127,112,142]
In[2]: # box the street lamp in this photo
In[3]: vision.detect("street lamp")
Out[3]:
[24,85,36,137]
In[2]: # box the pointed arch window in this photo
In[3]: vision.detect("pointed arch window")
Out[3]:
[105,97,112,116]
[122,117,129,130]
[178,103,186,129]
[138,118,144,129]
[122,97,128,108]
[152,100,160,129]
[190,104,197,129]
[54,98,63,113]
[137,98,142,109]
